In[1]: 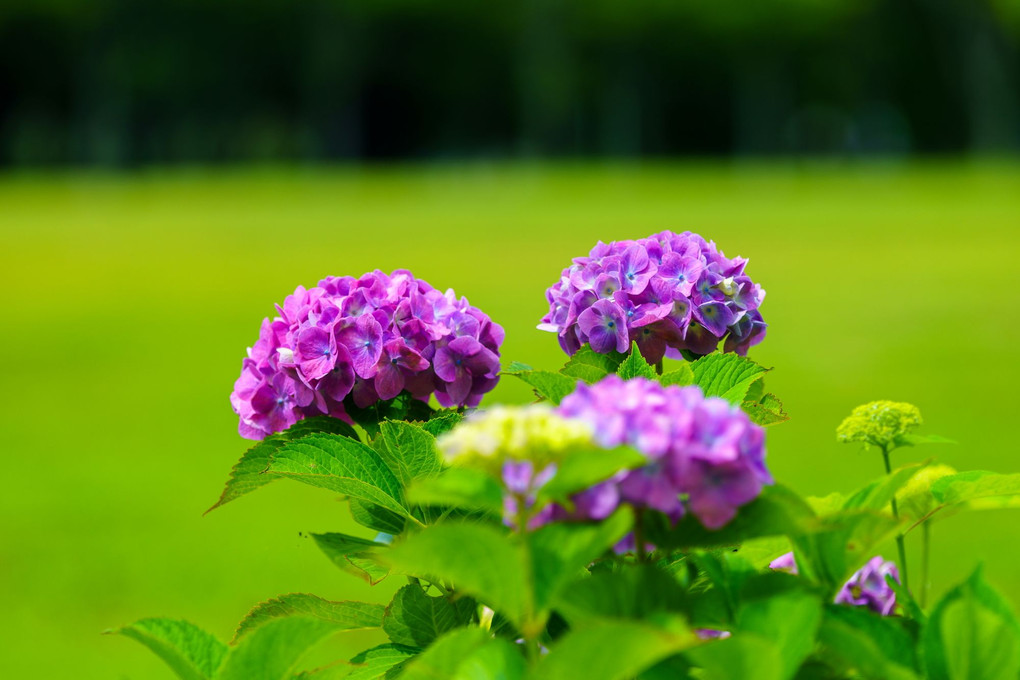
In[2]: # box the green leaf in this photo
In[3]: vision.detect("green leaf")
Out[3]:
[536,446,647,507]
[685,633,783,680]
[290,662,352,679]
[553,564,688,626]
[504,361,533,375]
[347,644,418,680]
[658,364,695,387]
[207,417,360,513]
[349,498,408,535]
[420,412,463,437]
[647,485,815,550]
[923,566,1020,680]
[690,354,769,404]
[396,627,525,680]
[816,606,919,680]
[509,369,579,404]
[932,471,1020,506]
[530,508,634,611]
[533,619,698,680]
[406,467,504,515]
[232,594,384,643]
[792,511,904,591]
[617,344,657,380]
[216,616,341,680]
[842,463,927,513]
[375,420,443,485]
[268,434,413,520]
[346,393,436,437]
[310,532,389,584]
[560,346,625,383]
[112,618,227,680]
[895,433,956,447]
[742,393,789,426]
[382,585,476,648]
[383,522,529,628]
[737,591,822,680]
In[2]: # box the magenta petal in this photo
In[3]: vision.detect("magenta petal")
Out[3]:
[374,363,406,400]
[444,371,473,405]
[432,346,458,383]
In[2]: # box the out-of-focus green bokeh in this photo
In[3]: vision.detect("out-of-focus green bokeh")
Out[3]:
[2,161,1019,678]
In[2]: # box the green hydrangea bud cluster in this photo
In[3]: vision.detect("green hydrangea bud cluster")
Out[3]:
[837,400,922,450]
[437,404,594,474]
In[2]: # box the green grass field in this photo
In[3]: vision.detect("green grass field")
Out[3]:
[2,161,1019,678]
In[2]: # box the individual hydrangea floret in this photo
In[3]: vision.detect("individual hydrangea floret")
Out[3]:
[538,230,766,362]
[837,401,922,450]
[230,270,503,439]
[555,375,773,530]
[770,552,900,616]
[835,556,900,615]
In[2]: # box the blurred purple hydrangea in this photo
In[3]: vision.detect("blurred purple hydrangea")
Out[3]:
[552,375,772,530]
[539,231,766,361]
[230,270,503,439]
[770,552,900,616]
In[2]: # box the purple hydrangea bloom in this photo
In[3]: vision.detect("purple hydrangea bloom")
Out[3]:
[553,375,772,531]
[539,231,767,361]
[230,270,503,439]
[770,552,900,616]
[835,556,900,616]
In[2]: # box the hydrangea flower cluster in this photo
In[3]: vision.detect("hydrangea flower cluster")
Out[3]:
[837,400,922,450]
[770,552,900,616]
[230,270,503,440]
[555,375,772,530]
[538,230,766,362]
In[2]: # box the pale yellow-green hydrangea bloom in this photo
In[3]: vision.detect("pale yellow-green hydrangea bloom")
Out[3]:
[437,404,594,474]
[836,400,922,450]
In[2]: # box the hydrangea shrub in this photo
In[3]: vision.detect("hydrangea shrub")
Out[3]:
[115,236,1020,680]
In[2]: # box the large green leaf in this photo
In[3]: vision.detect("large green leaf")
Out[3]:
[529,509,633,611]
[420,411,463,437]
[382,584,476,648]
[617,344,657,380]
[923,566,1020,680]
[347,644,419,680]
[686,633,783,680]
[375,420,443,485]
[532,618,697,680]
[509,369,579,405]
[736,591,821,680]
[382,522,529,628]
[207,417,360,513]
[216,616,341,680]
[815,604,919,680]
[406,467,504,515]
[349,498,409,535]
[395,627,525,680]
[932,471,1020,506]
[842,463,927,513]
[689,354,769,404]
[311,532,389,584]
[792,511,904,591]
[553,564,688,626]
[112,618,227,680]
[267,434,413,520]
[658,364,695,387]
[232,594,384,643]
[560,346,625,384]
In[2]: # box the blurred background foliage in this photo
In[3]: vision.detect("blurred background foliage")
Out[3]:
[1,0,1018,166]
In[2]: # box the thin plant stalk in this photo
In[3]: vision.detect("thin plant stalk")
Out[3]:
[881,444,910,590]
[920,520,932,609]
[515,493,542,663]
[654,360,664,376]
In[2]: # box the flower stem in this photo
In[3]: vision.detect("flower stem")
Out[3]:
[515,493,542,664]
[882,446,909,591]
[634,508,648,562]
[654,360,664,376]
[920,520,931,609]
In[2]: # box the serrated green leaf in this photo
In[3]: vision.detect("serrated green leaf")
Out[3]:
[420,412,463,437]
[268,434,413,520]
[383,522,529,627]
[690,354,769,404]
[617,344,657,380]
[536,446,647,507]
[207,417,360,513]
[346,394,436,437]
[347,644,419,680]
[658,364,695,387]
[530,508,634,610]
[382,585,476,649]
[375,421,443,485]
[533,618,697,680]
[217,616,341,680]
[395,627,525,680]
[560,346,625,383]
[743,393,789,426]
[923,566,1020,680]
[290,661,351,679]
[509,370,579,404]
[310,532,389,584]
[503,361,533,375]
[112,618,227,680]
[233,594,384,643]
[349,498,408,535]
[406,467,504,515]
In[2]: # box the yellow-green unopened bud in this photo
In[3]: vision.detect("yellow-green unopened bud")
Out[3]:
[836,400,922,449]
[437,404,594,474]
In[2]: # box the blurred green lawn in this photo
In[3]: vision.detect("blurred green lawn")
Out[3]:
[2,161,1019,678]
